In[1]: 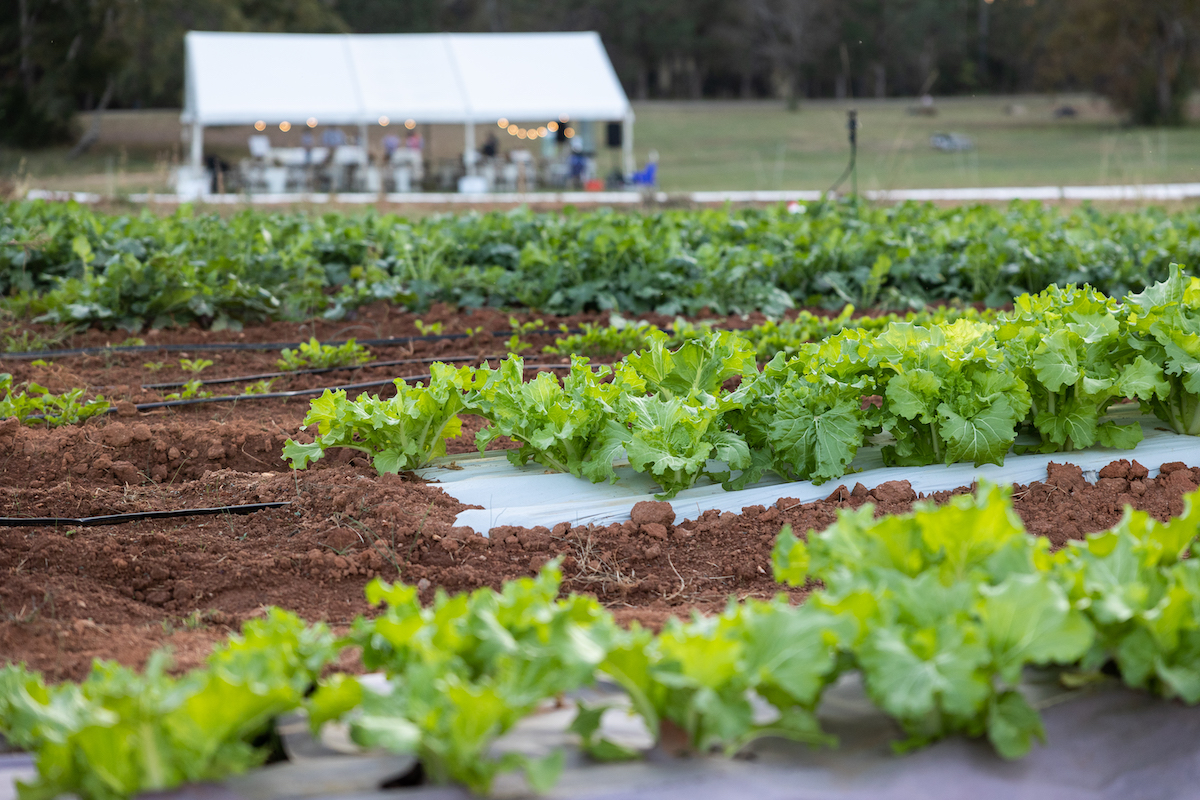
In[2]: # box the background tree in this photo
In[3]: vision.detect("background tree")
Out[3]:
[0,0,346,148]
[1039,0,1200,125]
[3,0,1200,149]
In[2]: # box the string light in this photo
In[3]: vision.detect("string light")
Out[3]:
[405,119,416,129]
[507,124,518,135]
[306,117,318,128]
[498,118,508,128]
[547,121,558,132]
[517,129,527,139]
[279,121,291,132]
[564,127,575,138]
[537,126,547,137]
[254,120,266,131]
[559,114,570,123]
[379,116,390,126]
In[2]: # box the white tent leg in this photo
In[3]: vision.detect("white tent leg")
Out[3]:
[464,122,476,176]
[623,114,634,180]
[191,122,204,172]
[358,122,370,191]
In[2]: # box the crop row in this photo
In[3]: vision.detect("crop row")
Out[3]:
[4,198,1200,330]
[4,484,1199,797]
[287,267,1200,498]
[0,305,989,426]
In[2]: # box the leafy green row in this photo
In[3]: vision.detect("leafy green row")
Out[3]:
[768,482,1200,757]
[543,303,995,362]
[284,330,760,498]
[5,485,1200,798]
[0,610,333,800]
[5,198,1200,330]
[284,268,1200,498]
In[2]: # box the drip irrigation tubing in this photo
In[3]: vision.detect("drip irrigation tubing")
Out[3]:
[2,320,764,362]
[137,354,509,391]
[0,501,291,528]
[132,376,426,411]
[1,327,589,361]
[23,362,590,420]
[130,362,587,410]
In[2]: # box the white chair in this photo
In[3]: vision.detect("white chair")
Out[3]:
[458,175,488,194]
[480,161,497,192]
[364,166,382,193]
[333,145,367,166]
[391,165,413,193]
[264,166,288,193]
[248,135,271,159]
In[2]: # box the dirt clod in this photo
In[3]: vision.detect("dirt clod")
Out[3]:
[870,480,917,506]
[631,501,676,526]
[642,523,669,540]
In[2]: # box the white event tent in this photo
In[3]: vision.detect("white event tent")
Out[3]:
[181,31,635,186]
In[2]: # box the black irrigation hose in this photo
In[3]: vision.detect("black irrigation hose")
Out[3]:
[131,362,585,410]
[139,354,485,391]
[2,327,587,361]
[25,362,585,420]
[138,352,587,391]
[133,376,423,411]
[0,501,291,528]
[4,335,449,361]
[4,320,765,362]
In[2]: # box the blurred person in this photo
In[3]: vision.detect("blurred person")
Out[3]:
[406,129,424,152]
[383,132,401,160]
[568,138,587,188]
[322,127,346,147]
[481,132,498,159]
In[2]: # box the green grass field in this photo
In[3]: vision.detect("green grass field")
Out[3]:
[5,93,1200,195]
[633,95,1200,192]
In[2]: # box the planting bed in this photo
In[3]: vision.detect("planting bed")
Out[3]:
[3,303,1200,680]
[7,276,1200,800]
[2,383,1197,683]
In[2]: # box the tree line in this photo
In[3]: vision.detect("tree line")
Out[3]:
[2,0,1198,148]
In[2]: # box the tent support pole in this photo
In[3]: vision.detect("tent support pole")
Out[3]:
[358,122,369,151]
[464,121,476,176]
[622,113,634,180]
[191,122,204,173]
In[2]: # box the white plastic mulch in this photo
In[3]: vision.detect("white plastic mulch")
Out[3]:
[418,408,1200,536]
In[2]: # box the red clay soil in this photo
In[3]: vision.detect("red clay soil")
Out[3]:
[7,301,774,353]
[2,446,1197,681]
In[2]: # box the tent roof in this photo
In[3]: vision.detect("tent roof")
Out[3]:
[183,31,631,127]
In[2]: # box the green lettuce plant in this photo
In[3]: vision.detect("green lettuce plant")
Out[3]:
[1122,264,1200,435]
[997,283,1167,450]
[0,611,333,800]
[868,320,1032,467]
[773,483,1094,758]
[466,354,623,477]
[0,373,110,426]
[283,362,477,473]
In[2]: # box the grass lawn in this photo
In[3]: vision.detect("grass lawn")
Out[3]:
[634,94,1200,192]
[4,93,1200,195]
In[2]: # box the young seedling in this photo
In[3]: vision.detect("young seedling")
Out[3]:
[277,338,373,371]
[179,358,213,375]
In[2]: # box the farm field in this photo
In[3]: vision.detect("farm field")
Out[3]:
[2,301,1199,677]
[4,199,1200,796]
[7,94,1200,196]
